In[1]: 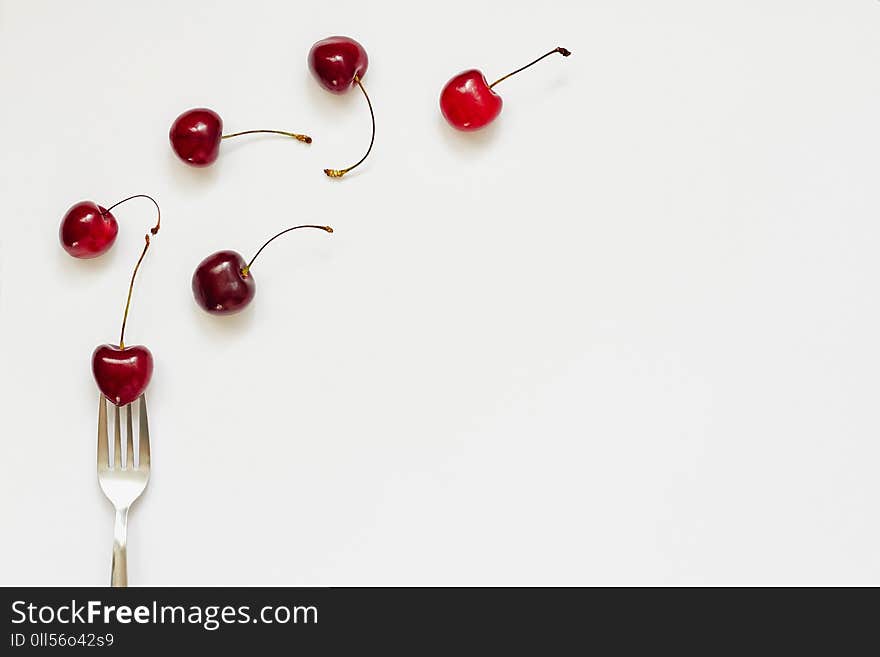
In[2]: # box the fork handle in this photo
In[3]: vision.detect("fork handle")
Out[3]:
[111,508,128,587]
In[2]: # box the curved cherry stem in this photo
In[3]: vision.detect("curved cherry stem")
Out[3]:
[119,234,152,349]
[103,194,161,235]
[111,195,161,349]
[324,76,375,179]
[222,129,312,144]
[242,225,334,276]
[489,46,571,89]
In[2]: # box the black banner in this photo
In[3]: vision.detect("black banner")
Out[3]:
[1,587,874,652]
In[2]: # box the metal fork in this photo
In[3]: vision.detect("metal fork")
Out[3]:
[97,394,150,587]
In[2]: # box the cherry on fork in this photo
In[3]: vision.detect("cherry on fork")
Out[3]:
[59,195,160,259]
[440,46,571,131]
[93,344,153,408]
[88,203,161,406]
[169,108,312,167]
[308,36,375,178]
[192,224,333,315]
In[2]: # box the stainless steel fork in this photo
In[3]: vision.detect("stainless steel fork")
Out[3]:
[97,394,150,587]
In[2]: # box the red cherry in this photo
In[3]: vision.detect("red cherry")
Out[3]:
[440,46,571,131]
[92,344,154,407]
[169,108,222,166]
[308,36,375,178]
[60,195,160,259]
[169,108,311,168]
[59,201,118,258]
[192,225,333,315]
[192,250,256,315]
[440,70,503,131]
[308,36,368,93]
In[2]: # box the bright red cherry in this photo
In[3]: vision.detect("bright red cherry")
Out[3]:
[90,201,161,406]
[440,46,571,131]
[192,225,333,315]
[169,107,311,167]
[92,344,154,406]
[59,195,160,259]
[59,201,118,258]
[440,70,503,131]
[308,36,375,178]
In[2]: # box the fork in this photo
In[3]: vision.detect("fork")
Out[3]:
[97,393,151,587]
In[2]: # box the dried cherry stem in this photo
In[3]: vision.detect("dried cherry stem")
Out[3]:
[221,129,312,144]
[489,46,571,89]
[241,225,334,277]
[103,194,161,235]
[324,76,374,179]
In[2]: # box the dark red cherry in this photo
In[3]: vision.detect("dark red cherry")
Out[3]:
[92,344,154,406]
[59,201,118,258]
[192,250,255,315]
[308,36,374,178]
[192,225,333,315]
[440,70,502,131]
[440,47,571,132]
[169,108,223,167]
[169,108,311,167]
[308,36,368,93]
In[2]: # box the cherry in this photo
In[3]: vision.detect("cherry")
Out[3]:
[191,250,255,314]
[59,202,117,258]
[91,201,161,406]
[192,225,333,315]
[308,36,375,178]
[309,36,368,94]
[59,195,160,259]
[169,107,312,167]
[92,345,154,406]
[440,46,571,131]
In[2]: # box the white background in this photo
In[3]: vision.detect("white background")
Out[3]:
[1,0,878,586]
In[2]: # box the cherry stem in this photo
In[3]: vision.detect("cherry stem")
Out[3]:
[242,225,334,276]
[221,129,312,144]
[102,194,161,235]
[119,235,152,350]
[489,46,572,89]
[109,195,161,349]
[324,76,375,179]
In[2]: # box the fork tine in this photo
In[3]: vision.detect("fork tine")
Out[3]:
[125,404,134,470]
[97,394,109,469]
[113,405,122,470]
[138,394,150,470]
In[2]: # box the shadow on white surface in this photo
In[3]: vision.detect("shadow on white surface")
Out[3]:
[189,296,258,337]
[54,241,119,278]
[435,113,502,153]
[165,149,220,188]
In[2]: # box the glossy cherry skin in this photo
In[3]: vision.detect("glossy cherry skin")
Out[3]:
[59,201,118,258]
[169,108,223,166]
[92,344,154,406]
[308,36,368,93]
[192,250,255,314]
[440,69,503,131]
